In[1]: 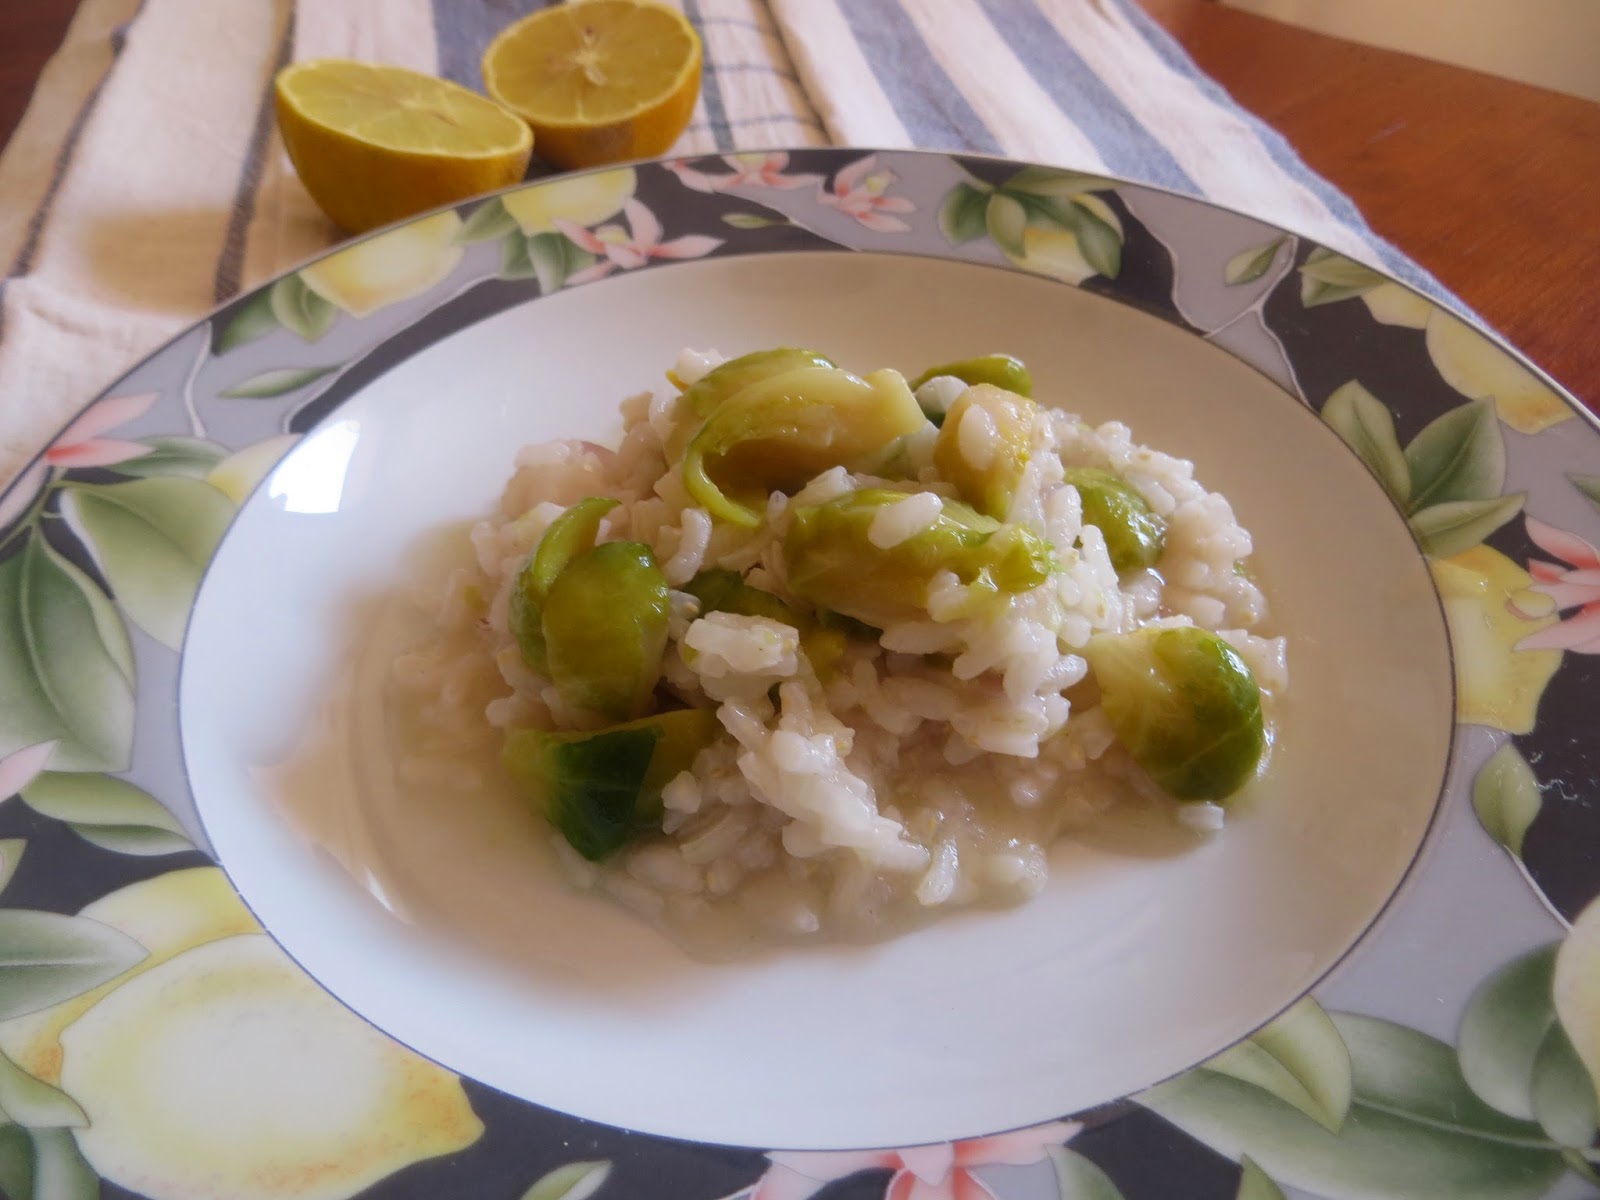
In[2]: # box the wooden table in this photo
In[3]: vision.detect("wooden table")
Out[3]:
[4,0,1598,410]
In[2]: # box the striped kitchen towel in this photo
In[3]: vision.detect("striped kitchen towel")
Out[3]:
[0,0,1446,487]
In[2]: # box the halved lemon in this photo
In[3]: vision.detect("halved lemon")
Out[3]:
[275,60,533,234]
[483,0,702,170]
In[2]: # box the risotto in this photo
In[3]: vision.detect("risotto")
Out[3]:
[389,348,1288,949]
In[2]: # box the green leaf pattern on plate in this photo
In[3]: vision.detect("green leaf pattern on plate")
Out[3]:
[455,196,520,245]
[502,231,598,291]
[1320,383,1526,557]
[1234,1156,1287,1200]
[0,1048,86,1128]
[522,1159,612,1200]
[1047,1145,1125,1199]
[59,476,235,651]
[1225,238,1287,286]
[0,839,24,897]
[1299,248,1387,307]
[0,909,145,1021]
[268,274,338,343]
[1201,997,1352,1132]
[1472,742,1543,858]
[216,273,341,352]
[21,772,192,856]
[1320,381,1411,506]
[220,365,338,399]
[935,166,1124,282]
[0,538,134,772]
[109,436,228,481]
[939,183,990,244]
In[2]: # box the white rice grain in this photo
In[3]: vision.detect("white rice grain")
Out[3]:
[867,491,943,549]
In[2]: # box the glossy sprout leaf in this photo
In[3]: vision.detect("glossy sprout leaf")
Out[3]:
[939,182,989,244]
[1531,1020,1598,1148]
[1320,381,1410,508]
[1472,742,1541,857]
[1140,1013,1567,1200]
[1235,1157,1286,1200]
[1458,945,1560,1121]
[1405,397,1505,511]
[1568,473,1600,514]
[1063,468,1166,574]
[21,772,192,856]
[1225,238,1287,286]
[455,196,519,244]
[220,365,336,399]
[0,909,145,1020]
[936,385,1038,519]
[910,353,1032,399]
[786,489,1053,627]
[510,496,619,673]
[506,723,660,861]
[60,477,235,650]
[0,1047,86,1128]
[1409,494,1525,559]
[1083,626,1265,803]
[1201,996,1352,1132]
[213,287,279,354]
[1299,248,1386,307]
[0,840,23,896]
[111,436,227,481]
[522,1160,612,1200]
[680,348,837,422]
[541,542,671,721]
[1067,199,1123,280]
[985,192,1028,258]
[0,537,134,772]
[683,367,927,528]
[26,1128,98,1200]
[268,274,337,342]
[1047,1146,1124,1200]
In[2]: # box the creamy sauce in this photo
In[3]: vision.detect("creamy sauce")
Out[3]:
[268,597,1218,967]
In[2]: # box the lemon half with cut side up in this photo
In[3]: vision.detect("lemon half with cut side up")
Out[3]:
[483,0,703,170]
[275,60,533,234]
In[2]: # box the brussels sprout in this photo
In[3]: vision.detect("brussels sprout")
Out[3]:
[1062,468,1165,574]
[785,488,1053,626]
[503,707,721,861]
[685,567,860,681]
[1083,626,1265,802]
[509,496,619,672]
[541,541,671,721]
[682,366,929,528]
[682,348,836,419]
[911,353,1032,402]
[665,348,836,460]
[911,375,968,428]
[684,567,793,625]
[933,384,1038,520]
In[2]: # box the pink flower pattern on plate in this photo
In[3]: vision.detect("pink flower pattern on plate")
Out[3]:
[0,392,156,529]
[0,740,57,799]
[666,152,822,194]
[555,199,723,285]
[817,155,916,233]
[738,1121,1079,1200]
[1513,517,1600,652]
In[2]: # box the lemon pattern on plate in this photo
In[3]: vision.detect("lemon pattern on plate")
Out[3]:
[0,868,481,1200]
